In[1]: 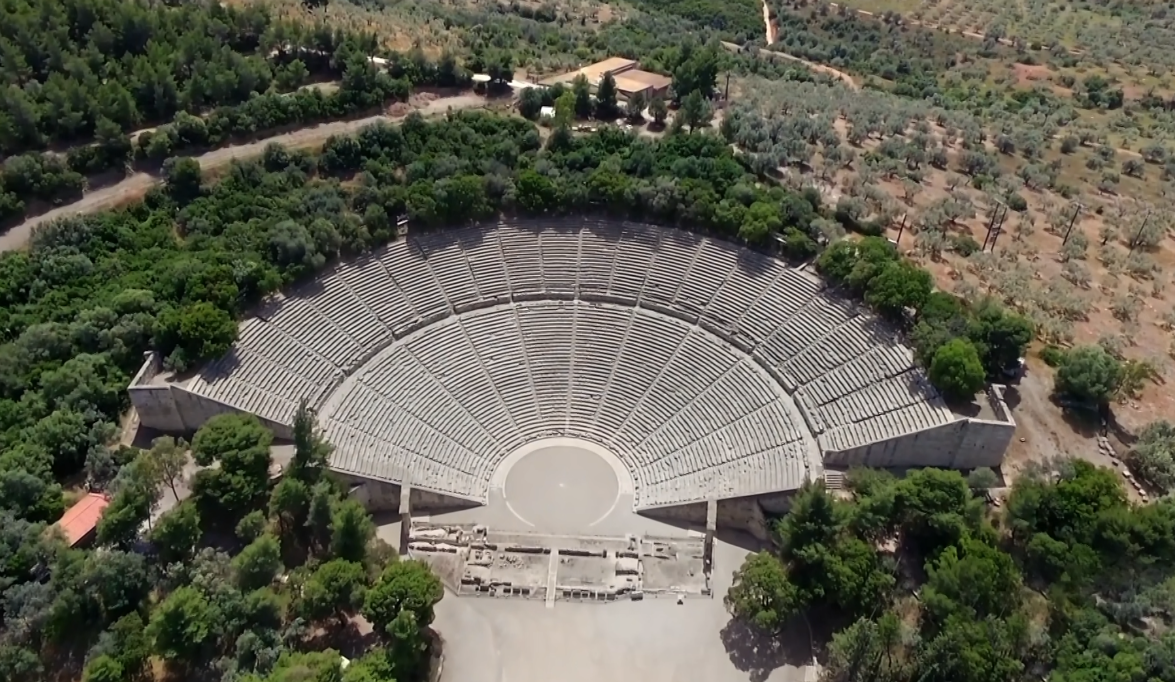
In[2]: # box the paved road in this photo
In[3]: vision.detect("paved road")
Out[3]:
[0,93,489,253]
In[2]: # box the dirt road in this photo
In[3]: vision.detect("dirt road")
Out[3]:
[0,93,486,253]
[723,40,859,91]
[762,0,778,44]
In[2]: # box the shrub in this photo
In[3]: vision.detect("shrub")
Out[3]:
[1005,193,1028,212]
[236,510,268,543]
[951,234,981,256]
[1039,345,1065,367]
[966,467,1001,490]
[929,338,986,401]
[1054,345,1121,406]
[1127,420,1175,493]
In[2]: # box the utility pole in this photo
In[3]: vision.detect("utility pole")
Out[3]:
[983,201,1007,251]
[988,207,1008,252]
[1061,202,1083,245]
[1127,209,1152,257]
[894,213,908,247]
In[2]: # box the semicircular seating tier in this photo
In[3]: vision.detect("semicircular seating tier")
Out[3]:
[186,218,956,508]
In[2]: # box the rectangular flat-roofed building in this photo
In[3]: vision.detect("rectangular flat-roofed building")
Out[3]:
[579,57,637,83]
[539,58,635,87]
[614,70,673,100]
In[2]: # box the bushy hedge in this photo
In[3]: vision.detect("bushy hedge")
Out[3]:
[817,236,1033,399]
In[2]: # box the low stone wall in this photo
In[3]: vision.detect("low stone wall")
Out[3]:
[339,474,481,515]
[339,474,402,513]
[639,490,797,539]
[128,353,293,438]
[410,487,482,513]
[823,416,1014,469]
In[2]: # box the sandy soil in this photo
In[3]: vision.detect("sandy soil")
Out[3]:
[0,93,488,253]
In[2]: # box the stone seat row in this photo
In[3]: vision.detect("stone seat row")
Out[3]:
[316,301,811,505]
[324,421,487,499]
[800,372,945,434]
[226,223,883,400]
[638,441,812,507]
[817,399,956,454]
[796,345,916,406]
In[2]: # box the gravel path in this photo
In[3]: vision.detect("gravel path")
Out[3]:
[0,93,487,252]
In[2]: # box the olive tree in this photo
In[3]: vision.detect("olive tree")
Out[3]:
[1054,345,1122,406]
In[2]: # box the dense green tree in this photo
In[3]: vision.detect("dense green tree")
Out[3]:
[625,91,647,123]
[816,237,897,289]
[164,157,203,204]
[671,42,720,101]
[154,302,238,371]
[1054,345,1122,406]
[1127,420,1175,492]
[572,75,593,119]
[331,499,374,564]
[724,551,802,631]
[929,338,987,401]
[290,399,330,484]
[0,468,64,523]
[922,537,1022,626]
[236,509,268,543]
[301,559,368,624]
[865,261,933,318]
[0,645,43,682]
[232,534,283,590]
[190,414,273,522]
[147,586,214,664]
[362,560,444,635]
[966,301,1033,376]
[518,87,544,120]
[777,482,846,561]
[1005,460,1126,547]
[516,170,560,213]
[824,613,906,682]
[81,655,123,682]
[97,452,161,548]
[269,477,311,546]
[242,650,344,682]
[307,480,337,556]
[914,614,1027,682]
[91,612,151,678]
[554,90,576,128]
[680,91,713,132]
[149,501,202,565]
[596,73,620,120]
[649,96,669,126]
[739,201,782,244]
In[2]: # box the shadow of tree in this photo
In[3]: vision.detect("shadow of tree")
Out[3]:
[720,616,814,682]
[303,615,379,659]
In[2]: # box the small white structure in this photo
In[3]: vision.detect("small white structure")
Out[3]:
[540,106,556,119]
